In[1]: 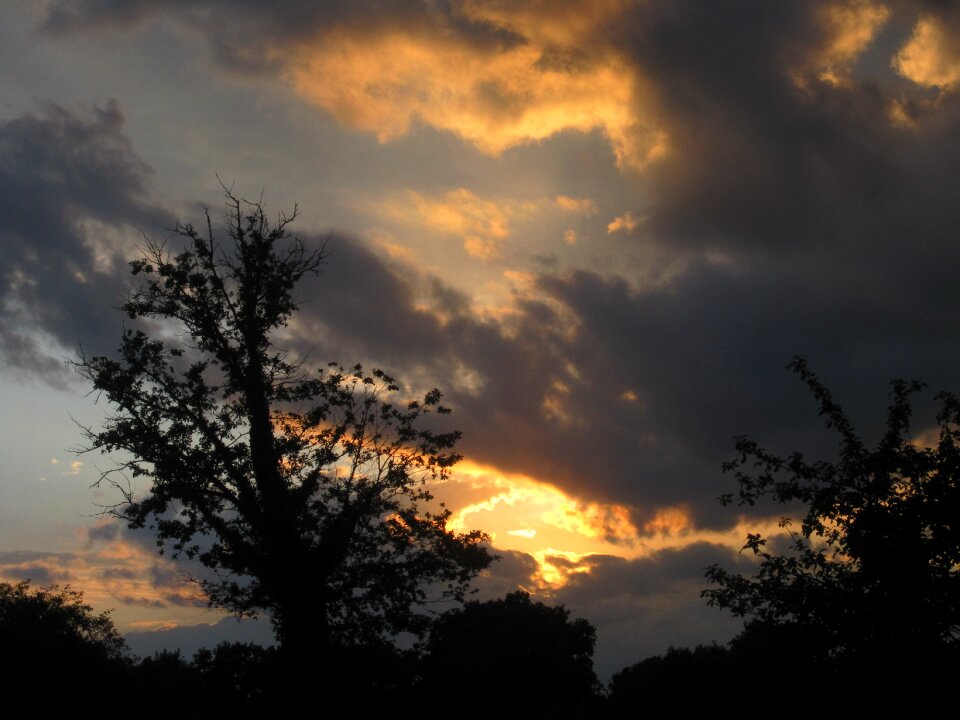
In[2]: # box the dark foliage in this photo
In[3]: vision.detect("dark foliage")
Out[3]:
[703,357,960,682]
[0,581,131,706]
[130,643,280,719]
[608,644,740,712]
[419,591,602,719]
[74,188,493,688]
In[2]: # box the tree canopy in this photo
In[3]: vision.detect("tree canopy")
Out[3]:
[419,591,602,719]
[0,580,128,660]
[0,581,130,703]
[75,189,493,674]
[703,357,960,680]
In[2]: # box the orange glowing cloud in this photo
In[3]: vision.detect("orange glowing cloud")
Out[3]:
[438,460,790,589]
[0,522,209,632]
[789,0,890,88]
[894,14,960,90]
[607,211,642,233]
[284,4,665,171]
[530,549,598,587]
[554,195,597,215]
[460,0,631,48]
[375,188,517,259]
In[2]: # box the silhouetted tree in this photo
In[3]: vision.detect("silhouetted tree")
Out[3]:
[0,581,131,704]
[192,642,278,715]
[419,591,602,719]
[75,188,493,692]
[132,650,206,718]
[608,645,741,713]
[703,357,960,683]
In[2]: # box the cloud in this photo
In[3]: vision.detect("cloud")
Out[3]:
[554,195,597,215]
[125,615,275,660]
[86,519,121,544]
[551,542,751,678]
[794,0,891,87]
[474,540,755,680]
[0,522,204,617]
[894,12,960,90]
[40,0,666,171]
[0,101,170,382]
[394,188,513,259]
[0,551,77,586]
[606,211,642,233]
[61,461,83,476]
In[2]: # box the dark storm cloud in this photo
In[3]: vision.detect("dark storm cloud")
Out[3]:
[294,236,450,364]
[551,543,753,678]
[39,0,520,74]
[29,1,960,527]
[290,220,960,530]
[617,1,960,254]
[473,549,540,599]
[0,101,170,383]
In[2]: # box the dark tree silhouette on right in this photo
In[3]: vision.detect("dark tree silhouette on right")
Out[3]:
[703,357,960,683]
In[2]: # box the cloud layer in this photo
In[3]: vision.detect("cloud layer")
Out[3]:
[7,0,960,675]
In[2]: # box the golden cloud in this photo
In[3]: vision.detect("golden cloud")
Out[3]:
[607,211,642,233]
[792,0,890,87]
[439,460,790,589]
[284,3,665,171]
[554,195,597,215]
[0,523,207,632]
[894,14,960,90]
[460,0,631,47]
[376,188,514,259]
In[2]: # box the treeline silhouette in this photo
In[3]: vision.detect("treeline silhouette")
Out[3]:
[9,193,957,713]
[6,577,959,717]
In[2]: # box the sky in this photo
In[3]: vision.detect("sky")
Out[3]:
[2,0,960,680]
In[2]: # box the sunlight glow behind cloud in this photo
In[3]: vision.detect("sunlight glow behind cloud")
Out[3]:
[440,460,783,590]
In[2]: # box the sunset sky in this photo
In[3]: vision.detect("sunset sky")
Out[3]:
[3,0,960,679]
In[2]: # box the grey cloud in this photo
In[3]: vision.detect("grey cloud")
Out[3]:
[552,543,754,679]
[162,592,207,608]
[616,1,960,255]
[125,615,275,660]
[149,563,185,590]
[39,0,520,75]
[264,0,960,529]
[100,567,140,580]
[114,594,168,608]
[0,101,171,382]
[0,564,70,585]
[86,521,121,544]
[25,0,960,566]
[0,550,76,564]
[472,549,540,600]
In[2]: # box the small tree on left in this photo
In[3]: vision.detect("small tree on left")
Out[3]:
[74,188,492,686]
[0,581,130,701]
